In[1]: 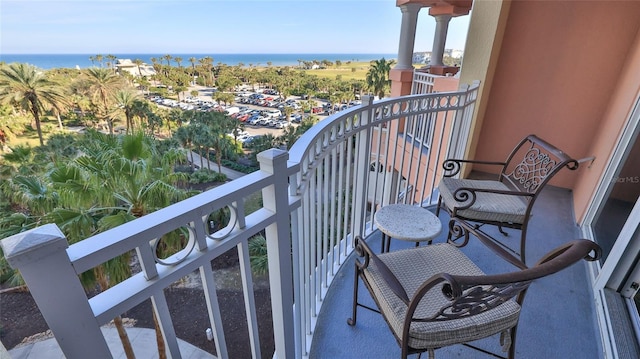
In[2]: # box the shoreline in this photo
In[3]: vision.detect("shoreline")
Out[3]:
[0,53,397,70]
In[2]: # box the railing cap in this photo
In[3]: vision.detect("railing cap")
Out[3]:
[258,148,289,173]
[0,223,68,268]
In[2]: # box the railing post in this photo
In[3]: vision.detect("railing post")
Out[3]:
[0,224,111,357]
[447,82,480,161]
[352,95,374,238]
[258,149,295,359]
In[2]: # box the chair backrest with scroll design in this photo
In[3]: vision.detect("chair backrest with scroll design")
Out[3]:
[499,134,579,195]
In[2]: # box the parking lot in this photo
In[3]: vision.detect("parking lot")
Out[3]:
[191,85,329,136]
[148,85,332,144]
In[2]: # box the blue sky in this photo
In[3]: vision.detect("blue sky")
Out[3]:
[1,0,470,54]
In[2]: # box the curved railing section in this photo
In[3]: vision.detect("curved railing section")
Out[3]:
[287,81,480,357]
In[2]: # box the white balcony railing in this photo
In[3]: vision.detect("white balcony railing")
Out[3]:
[411,70,441,95]
[1,82,480,359]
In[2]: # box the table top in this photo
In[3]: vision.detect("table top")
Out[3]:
[374,204,442,242]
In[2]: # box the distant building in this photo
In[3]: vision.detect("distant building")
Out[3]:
[412,51,431,64]
[443,49,464,59]
[115,59,156,77]
[450,49,464,59]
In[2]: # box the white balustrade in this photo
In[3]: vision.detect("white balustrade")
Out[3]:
[1,83,479,359]
[411,71,440,95]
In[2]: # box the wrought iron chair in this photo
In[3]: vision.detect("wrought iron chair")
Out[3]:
[347,219,601,359]
[436,134,579,268]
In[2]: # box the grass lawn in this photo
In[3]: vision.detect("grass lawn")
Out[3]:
[9,122,55,148]
[6,117,91,148]
[302,61,372,81]
[301,61,425,82]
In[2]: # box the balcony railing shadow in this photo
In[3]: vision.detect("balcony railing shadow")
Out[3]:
[309,184,602,358]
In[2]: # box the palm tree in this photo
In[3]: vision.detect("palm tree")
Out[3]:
[173,125,196,169]
[283,106,294,122]
[163,54,173,67]
[133,59,144,78]
[200,56,214,86]
[131,100,155,133]
[174,56,183,68]
[0,63,66,146]
[95,54,104,68]
[48,131,191,359]
[278,125,300,150]
[106,54,117,71]
[84,67,124,134]
[204,112,237,173]
[113,89,141,134]
[365,58,396,99]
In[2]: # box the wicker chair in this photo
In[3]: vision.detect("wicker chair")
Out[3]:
[347,220,601,359]
[436,134,579,268]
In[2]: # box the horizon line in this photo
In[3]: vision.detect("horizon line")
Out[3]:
[2,52,400,55]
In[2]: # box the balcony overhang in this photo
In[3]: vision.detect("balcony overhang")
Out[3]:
[396,0,472,17]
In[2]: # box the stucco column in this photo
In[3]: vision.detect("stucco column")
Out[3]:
[430,14,453,67]
[396,3,422,70]
[391,3,422,97]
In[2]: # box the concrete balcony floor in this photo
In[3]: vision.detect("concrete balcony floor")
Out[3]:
[309,186,603,358]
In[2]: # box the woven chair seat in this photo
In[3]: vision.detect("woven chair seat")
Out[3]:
[363,243,521,350]
[438,178,527,225]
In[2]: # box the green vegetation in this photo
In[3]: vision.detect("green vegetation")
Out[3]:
[0,54,411,355]
[0,63,67,146]
[366,58,396,99]
[0,130,194,358]
[189,168,227,184]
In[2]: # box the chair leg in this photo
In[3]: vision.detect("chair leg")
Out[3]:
[381,233,391,253]
[508,324,518,359]
[347,265,360,326]
[519,227,528,267]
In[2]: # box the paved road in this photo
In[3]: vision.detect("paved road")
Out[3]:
[188,151,247,180]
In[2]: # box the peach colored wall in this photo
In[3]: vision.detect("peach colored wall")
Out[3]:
[390,68,415,97]
[459,0,511,177]
[472,1,640,190]
[383,76,463,204]
[572,30,640,223]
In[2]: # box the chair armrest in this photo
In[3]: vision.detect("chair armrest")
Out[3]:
[406,239,601,324]
[451,187,535,211]
[442,159,507,177]
[452,239,601,288]
[353,236,410,304]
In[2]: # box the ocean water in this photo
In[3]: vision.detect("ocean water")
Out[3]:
[0,53,396,70]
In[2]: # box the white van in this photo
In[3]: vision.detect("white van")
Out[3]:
[225,106,240,115]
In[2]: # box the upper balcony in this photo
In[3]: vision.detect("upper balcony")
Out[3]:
[1,82,602,359]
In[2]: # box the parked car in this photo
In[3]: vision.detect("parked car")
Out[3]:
[248,116,263,125]
[291,114,303,123]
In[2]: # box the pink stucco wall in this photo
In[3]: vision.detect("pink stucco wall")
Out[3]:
[472,0,640,202]
[572,29,640,223]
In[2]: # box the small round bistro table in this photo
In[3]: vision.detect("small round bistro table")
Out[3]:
[374,204,443,253]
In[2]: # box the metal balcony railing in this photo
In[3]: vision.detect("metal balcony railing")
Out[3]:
[411,70,441,95]
[1,82,480,359]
